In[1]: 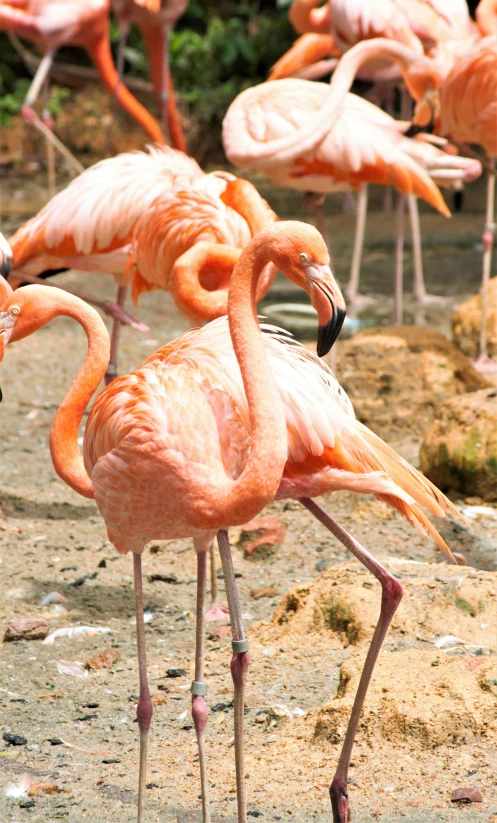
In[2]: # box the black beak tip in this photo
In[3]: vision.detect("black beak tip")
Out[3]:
[0,386,3,403]
[317,306,346,357]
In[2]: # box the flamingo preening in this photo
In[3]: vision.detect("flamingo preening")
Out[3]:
[0,222,461,823]
[6,145,278,381]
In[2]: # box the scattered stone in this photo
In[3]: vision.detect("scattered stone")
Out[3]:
[157,684,169,692]
[238,516,287,557]
[146,782,159,789]
[315,559,327,572]
[4,618,48,643]
[151,693,167,706]
[247,812,263,817]
[46,738,63,746]
[75,714,97,722]
[85,648,119,671]
[97,559,107,568]
[453,278,497,361]
[148,573,178,584]
[28,781,60,797]
[19,798,35,808]
[83,702,99,709]
[3,732,27,746]
[250,587,277,600]
[420,388,497,501]
[451,787,483,803]
[209,625,232,640]
[212,701,233,713]
[166,668,187,678]
[102,758,121,764]
[40,592,66,607]
[336,326,491,439]
[71,571,97,587]
[265,704,292,728]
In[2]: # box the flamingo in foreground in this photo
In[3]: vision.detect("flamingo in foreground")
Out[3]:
[223,38,481,318]
[0,223,461,823]
[112,0,188,150]
[7,146,278,381]
[0,222,345,823]
[0,0,164,195]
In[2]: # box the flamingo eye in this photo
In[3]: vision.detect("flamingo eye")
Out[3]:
[299,252,311,264]
[9,306,20,316]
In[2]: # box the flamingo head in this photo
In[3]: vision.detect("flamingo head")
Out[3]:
[266,221,346,356]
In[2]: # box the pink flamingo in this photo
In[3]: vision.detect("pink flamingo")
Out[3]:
[413,36,497,367]
[477,0,497,36]
[223,39,481,318]
[0,221,345,823]
[111,0,187,150]
[0,222,460,823]
[7,146,277,381]
[0,0,164,195]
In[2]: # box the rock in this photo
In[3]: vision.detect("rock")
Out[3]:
[166,668,187,678]
[453,278,497,360]
[336,326,491,439]
[237,516,287,557]
[250,587,278,600]
[265,704,292,729]
[4,618,48,642]
[28,782,60,797]
[148,573,179,584]
[420,388,497,501]
[209,625,232,640]
[451,787,483,803]
[3,732,27,746]
[151,693,167,706]
[85,648,119,671]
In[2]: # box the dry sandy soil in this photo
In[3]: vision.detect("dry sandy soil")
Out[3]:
[0,265,496,823]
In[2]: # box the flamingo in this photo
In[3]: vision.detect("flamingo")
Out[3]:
[111,0,188,150]
[0,221,346,823]
[0,0,164,195]
[6,145,278,381]
[412,36,497,368]
[0,225,462,823]
[477,0,497,36]
[223,39,481,319]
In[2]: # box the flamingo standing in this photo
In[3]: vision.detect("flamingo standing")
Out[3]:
[0,223,461,823]
[0,221,346,823]
[6,145,278,380]
[413,36,497,367]
[223,39,481,319]
[111,0,187,150]
[0,0,164,195]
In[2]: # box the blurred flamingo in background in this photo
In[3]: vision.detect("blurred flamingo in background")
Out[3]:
[7,146,278,380]
[413,35,497,368]
[112,0,187,150]
[223,39,481,319]
[477,0,497,36]
[0,0,164,196]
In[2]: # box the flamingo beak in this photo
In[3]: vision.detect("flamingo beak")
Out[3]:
[307,264,346,356]
[0,233,13,279]
[0,312,15,363]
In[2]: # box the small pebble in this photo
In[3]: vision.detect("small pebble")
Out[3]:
[3,732,27,746]
[19,798,35,809]
[315,559,327,571]
[166,668,187,678]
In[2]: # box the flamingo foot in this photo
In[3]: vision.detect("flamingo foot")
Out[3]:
[344,288,376,307]
[330,777,349,823]
[411,291,450,305]
[239,515,287,556]
[205,602,230,622]
[471,354,497,374]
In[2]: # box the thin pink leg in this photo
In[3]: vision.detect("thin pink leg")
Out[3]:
[217,529,249,823]
[191,547,212,823]
[209,541,218,604]
[299,498,403,823]
[395,193,406,325]
[314,196,331,260]
[345,185,371,304]
[42,77,55,199]
[105,285,127,384]
[408,194,427,303]
[133,552,153,823]
[477,157,496,365]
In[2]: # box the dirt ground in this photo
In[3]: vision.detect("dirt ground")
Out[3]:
[0,167,496,822]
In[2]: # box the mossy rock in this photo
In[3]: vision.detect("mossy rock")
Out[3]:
[453,277,497,359]
[336,325,491,440]
[420,388,497,500]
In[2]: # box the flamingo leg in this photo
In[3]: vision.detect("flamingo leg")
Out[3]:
[114,22,130,113]
[394,192,406,325]
[21,50,84,176]
[161,25,171,142]
[408,194,427,303]
[191,549,212,823]
[133,552,153,823]
[476,156,496,366]
[42,76,55,199]
[345,185,369,304]
[105,285,127,384]
[209,541,218,604]
[299,498,403,823]
[217,529,249,823]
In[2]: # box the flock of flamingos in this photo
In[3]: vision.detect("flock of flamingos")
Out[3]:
[0,1,496,822]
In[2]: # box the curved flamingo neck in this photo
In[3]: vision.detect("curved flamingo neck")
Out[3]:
[289,0,331,34]
[140,23,187,152]
[14,288,109,499]
[189,227,288,529]
[225,38,431,170]
[169,242,241,322]
[87,34,165,145]
[220,179,278,236]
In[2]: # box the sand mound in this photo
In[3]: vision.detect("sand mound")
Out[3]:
[453,277,497,360]
[336,326,491,439]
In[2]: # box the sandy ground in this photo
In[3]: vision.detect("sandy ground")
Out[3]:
[0,174,496,822]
